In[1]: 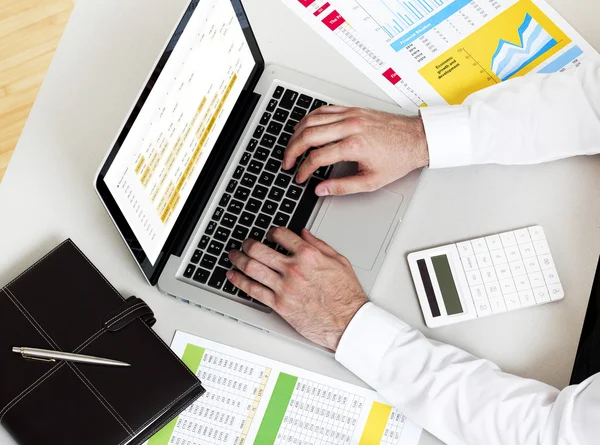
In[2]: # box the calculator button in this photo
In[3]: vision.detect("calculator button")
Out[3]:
[495,265,512,280]
[485,235,502,251]
[456,241,474,257]
[528,226,545,241]
[499,278,516,295]
[489,297,507,314]
[538,254,555,270]
[476,253,491,268]
[548,283,565,301]
[466,270,483,286]
[533,287,551,304]
[542,268,560,285]
[518,290,536,307]
[485,282,502,299]
[533,239,550,255]
[461,255,477,272]
[475,300,493,317]
[480,266,497,283]
[471,238,488,254]
[519,242,536,259]
[524,257,541,273]
[514,229,531,244]
[504,246,521,262]
[514,276,531,291]
[491,250,507,265]
[470,285,487,300]
[509,260,526,276]
[500,232,517,247]
[504,293,522,311]
[528,272,545,288]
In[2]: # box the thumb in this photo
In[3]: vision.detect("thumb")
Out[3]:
[315,173,376,196]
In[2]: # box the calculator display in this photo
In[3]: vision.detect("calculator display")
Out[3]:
[431,255,464,316]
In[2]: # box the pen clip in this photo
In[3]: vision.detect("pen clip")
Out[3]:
[18,349,56,363]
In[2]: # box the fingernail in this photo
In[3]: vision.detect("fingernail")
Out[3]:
[226,271,233,280]
[315,185,328,196]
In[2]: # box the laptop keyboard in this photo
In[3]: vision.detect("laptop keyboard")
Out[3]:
[183,86,332,310]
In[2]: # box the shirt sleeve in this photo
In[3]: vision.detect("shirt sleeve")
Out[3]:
[336,303,600,445]
[420,58,600,169]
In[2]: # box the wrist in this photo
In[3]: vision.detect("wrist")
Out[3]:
[413,115,430,168]
[331,296,369,351]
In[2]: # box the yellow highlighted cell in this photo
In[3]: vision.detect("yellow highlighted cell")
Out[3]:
[135,155,145,174]
[359,402,392,445]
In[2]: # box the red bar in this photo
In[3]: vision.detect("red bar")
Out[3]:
[382,68,401,85]
[298,0,316,6]
[322,10,345,31]
[314,2,330,16]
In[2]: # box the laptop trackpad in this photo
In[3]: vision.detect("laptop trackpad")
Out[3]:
[313,189,403,271]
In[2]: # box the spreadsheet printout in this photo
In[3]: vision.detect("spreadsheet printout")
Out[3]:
[145,331,423,445]
[281,0,598,110]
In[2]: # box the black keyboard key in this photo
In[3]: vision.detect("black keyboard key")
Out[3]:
[275,174,291,188]
[274,212,290,226]
[214,226,231,242]
[222,213,237,228]
[268,187,285,202]
[219,193,231,207]
[267,121,283,135]
[284,120,297,134]
[280,89,298,109]
[223,280,238,295]
[248,160,263,175]
[264,240,277,249]
[240,152,251,166]
[212,207,224,221]
[254,146,270,162]
[314,165,332,179]
[255,214,272,229]
[261,134,276,148]
[251,298,267,308]
[253,125,264,139]
[273,108,289,123]
[278,132,291,147]
[233,166,244,179]
[232,225,249,240]
[252,185,268,199]
[241,173,257,188]
[208,267,228,290]
[191,249,202,264]
[291,107,306,121]
[276,246,289,256]
[262,200,278,215]
[272,145,285,160]
[219,252,232,268]
[260,112,271,126]
[184,264,195,278]
[239,212,255,227]
[286,185,303,200]
[280,199,295,214]
[226,239,242,251]
[310,99,327,112]
[193,268,210,284]
[297,94,313,109]
[288,177,321,236]
[250,227,266,241]
[246,198,261,213]
[228,199,244,215]
[226,179,237,193]
[201,253,218,269]
[198,235,210,249]
[265,158,282,173]
[273,86,284,99]
[267,98,277,112]
[234,186,251,202]
[259,172,275,186]
[206,221,217,235]
[238,289,251,300]
[246,138,258,152]
[207,241,224,256]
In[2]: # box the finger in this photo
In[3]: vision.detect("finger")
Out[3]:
[225,270,276,307]
[291,109,350,136]
[228,250,282,291]
[300,228,343,260]
[304,105,350,116]
[314,173,378,197]
[241,238,288,273]
[267,227,305,254]
[296,142,348,184]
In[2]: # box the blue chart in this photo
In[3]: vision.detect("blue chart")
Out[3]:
[491,13,557,80]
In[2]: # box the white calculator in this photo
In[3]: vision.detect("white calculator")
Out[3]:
[407,226,564,328]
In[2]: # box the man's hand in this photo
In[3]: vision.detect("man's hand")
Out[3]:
[284,106,429,196]
[227,227,368,351]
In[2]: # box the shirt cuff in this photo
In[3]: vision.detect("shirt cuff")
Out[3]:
[335,302,408,387]
[420,105,473,169]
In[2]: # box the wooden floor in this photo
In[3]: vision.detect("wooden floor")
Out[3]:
[0,0,75,182]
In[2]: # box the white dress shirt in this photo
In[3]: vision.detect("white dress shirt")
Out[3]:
[336,58,600,445]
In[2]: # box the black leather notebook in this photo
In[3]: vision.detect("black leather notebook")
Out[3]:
[0,240,205,445]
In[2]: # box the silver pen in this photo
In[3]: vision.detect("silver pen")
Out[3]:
[12,347,130,367]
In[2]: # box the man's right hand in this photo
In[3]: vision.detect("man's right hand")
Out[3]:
[284,106,429,196]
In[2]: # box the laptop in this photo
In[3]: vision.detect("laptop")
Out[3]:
[94,0,421,349]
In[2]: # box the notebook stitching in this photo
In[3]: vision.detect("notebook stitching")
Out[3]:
[105,302,146,327]
[3,287,133,434]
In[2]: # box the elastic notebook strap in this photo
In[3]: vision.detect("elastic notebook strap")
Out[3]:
[103,296,156,332]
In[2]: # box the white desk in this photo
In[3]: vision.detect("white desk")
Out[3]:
[1,1,599,444]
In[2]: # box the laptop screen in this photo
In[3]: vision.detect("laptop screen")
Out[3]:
[103,0,256,264]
